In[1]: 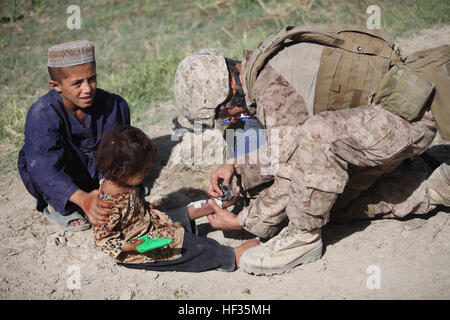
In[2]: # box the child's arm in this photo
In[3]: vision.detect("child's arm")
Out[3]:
[122,239,145,252]
[95,228,143,255]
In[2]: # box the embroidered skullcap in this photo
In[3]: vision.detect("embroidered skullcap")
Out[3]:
[48,40,95,67]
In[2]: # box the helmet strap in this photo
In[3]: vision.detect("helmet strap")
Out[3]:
[225,58,247,111]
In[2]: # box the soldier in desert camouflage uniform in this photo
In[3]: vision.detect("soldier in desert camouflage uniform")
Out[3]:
[173,27,450,275]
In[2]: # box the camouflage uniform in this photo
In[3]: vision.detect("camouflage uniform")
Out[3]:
[235,43,445,238]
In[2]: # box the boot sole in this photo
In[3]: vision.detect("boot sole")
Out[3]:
[241,242,323,276]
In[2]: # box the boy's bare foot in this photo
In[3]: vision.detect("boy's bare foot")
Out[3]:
[47,205,89,228]
[68,219,89,227]
[234,238,260,269]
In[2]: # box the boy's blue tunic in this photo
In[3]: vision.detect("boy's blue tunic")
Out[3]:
[18,88,130,215]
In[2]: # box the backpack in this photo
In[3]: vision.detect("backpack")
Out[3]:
[244,24,403,114]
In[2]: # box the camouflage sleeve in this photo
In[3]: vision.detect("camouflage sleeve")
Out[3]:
[234,149,273,190]
[236,64,308,189]
[236,65,309,238]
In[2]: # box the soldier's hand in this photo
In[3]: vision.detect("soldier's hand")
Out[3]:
[208,163,236,198]
[206,199,241,231]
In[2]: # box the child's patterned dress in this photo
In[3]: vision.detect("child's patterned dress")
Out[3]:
[93,179,185,264]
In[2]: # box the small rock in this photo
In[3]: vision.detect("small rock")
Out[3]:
[79,253,89,262]
[119,290,134,300]
[57,237,67,246]
[395,226,404,233]
[67,240,79,248]
[46,236,58,248]
[45,288,56,295]
[403,219,427,231]
[147,271,159,280]
[42,284,56,295]
[316,261,327,272]
[63,290,73,299]
[128,282,137,288]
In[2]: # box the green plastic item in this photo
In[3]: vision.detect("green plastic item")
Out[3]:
[136,235,172,253]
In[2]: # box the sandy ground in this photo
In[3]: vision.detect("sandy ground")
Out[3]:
[1,26,449,300]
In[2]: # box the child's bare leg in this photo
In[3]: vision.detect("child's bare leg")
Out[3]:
[234,238,260,268]
[187,200,215,220]
[187,196,239,221]
[188,184,241,221]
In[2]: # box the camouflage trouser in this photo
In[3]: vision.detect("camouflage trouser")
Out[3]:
[330,157,437,222]
[285,104,437,231]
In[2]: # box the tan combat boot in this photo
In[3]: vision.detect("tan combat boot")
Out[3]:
[428,163,450,207]
[239,222,323,275]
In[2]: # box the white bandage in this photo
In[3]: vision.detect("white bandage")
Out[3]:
[187,199,207,208]
[213,198,223,208]
[187,199,223,209]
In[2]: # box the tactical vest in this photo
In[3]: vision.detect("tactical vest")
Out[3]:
[245,24,403,115]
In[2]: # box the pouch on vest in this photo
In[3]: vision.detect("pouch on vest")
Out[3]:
[372,65,435,121]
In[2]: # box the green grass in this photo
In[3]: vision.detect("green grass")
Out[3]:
[0,0,449,173]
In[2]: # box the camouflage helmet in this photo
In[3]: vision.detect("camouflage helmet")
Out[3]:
[174,48,230,128]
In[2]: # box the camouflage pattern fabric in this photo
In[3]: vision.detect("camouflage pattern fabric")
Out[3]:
[331,158,437,222]
[236,63,310,237]
[174,48,230,128]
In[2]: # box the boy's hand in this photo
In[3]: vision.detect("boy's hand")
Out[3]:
[79,190,112,227]
[122,239,145,253]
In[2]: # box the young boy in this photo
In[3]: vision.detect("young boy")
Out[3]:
[18,40,130,232]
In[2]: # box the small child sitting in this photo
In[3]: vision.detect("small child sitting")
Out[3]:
[94,125,258,272]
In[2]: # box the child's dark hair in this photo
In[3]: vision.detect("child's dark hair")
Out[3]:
[96,125,156,181]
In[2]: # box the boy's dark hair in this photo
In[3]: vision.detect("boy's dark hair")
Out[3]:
[48,66,61,81]
[95,125,156,181]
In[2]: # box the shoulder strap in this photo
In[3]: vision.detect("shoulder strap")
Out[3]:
[245,24,398,104]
